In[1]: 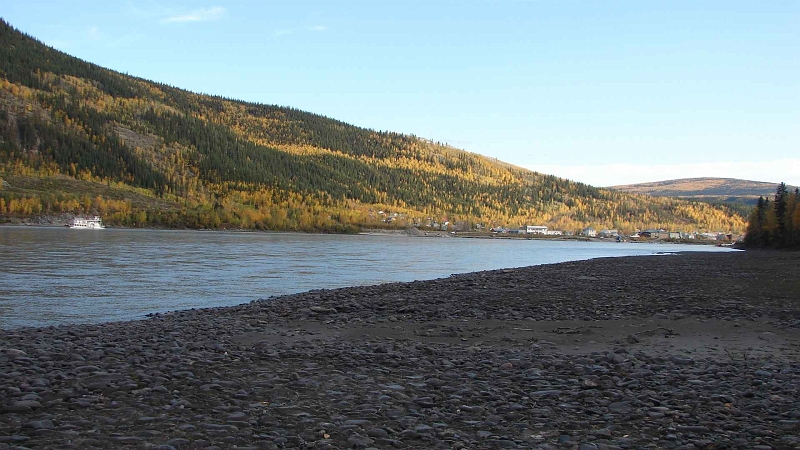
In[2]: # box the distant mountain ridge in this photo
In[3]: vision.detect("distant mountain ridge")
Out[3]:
[610,178,792,198]
[608,178,797,219]
[0,19,746,233]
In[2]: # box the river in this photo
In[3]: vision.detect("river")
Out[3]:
[0,226,735,328]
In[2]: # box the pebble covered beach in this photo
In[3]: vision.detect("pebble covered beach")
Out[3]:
[1,251,799,449]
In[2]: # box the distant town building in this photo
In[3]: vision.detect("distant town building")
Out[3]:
[525,225,548,234]
[698,232,726,241]
[640,229,665,238]
[598,229,619,238]
[581,227,597,237]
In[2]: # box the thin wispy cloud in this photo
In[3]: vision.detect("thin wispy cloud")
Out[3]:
[86,26,101,40]
[107,33,146,48]
[124,3,169,20]
[81,23,143,48]
[162,6,225,23]
[274,25,329,37]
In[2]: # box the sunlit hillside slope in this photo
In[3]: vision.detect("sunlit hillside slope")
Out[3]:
[0,19,745,233]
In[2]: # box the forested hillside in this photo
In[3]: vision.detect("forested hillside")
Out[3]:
[0,19,746,233]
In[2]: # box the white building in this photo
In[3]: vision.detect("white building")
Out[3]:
[525,225,548,234]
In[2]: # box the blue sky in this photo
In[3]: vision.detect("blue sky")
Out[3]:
[3,1,799,187]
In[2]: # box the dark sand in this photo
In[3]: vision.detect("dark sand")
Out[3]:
[2,251,799,449]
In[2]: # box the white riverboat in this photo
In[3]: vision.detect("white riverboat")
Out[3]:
[70,216,105,229]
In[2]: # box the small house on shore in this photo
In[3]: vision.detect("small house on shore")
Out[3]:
[598,229,619,238]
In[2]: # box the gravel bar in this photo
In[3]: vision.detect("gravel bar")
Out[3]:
[2,251,799,449]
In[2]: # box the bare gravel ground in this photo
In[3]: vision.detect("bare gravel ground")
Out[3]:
[1,251,799,449]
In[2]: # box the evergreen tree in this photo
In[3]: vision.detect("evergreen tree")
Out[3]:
[774,182,789,246]
[791,189,800,249]
[744,184,800,249]
[744,196,765,247]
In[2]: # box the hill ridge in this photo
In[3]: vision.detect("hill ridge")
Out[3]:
[611,177,795,199]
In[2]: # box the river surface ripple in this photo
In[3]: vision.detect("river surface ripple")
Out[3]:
[0,227,734,328]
